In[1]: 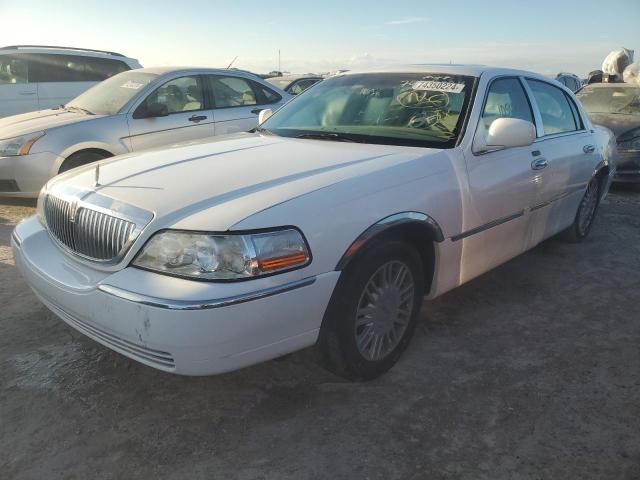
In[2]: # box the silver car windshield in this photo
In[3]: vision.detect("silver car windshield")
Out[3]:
[66,71,158,115]
[577,85,640,116]
[261,73,475,148]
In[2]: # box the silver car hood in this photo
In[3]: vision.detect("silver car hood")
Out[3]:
[0,109,100,138]
[51,133,437,231]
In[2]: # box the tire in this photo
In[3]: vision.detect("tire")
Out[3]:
[562,176,601,242]
[317,240,425,381]
[58,150,111,174]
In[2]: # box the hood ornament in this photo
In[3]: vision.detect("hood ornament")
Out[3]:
[94,163,100,188]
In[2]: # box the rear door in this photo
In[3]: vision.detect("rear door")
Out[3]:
[524,78,595,242]
[0,54,38,117]
[126,75,215,151]
[207,75,267,135]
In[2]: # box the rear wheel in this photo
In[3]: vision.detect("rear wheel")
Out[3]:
[562,176,601,242]
[58,150,111,174]
[317,240,424,380]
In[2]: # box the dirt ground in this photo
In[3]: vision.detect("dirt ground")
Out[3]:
[1,188,639,480]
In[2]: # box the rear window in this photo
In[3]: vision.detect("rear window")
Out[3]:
[577,85,640,116]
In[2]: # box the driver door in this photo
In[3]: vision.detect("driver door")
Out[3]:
[460,77,539,283]
[126,75,214,151]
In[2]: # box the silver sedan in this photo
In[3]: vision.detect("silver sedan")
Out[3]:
[0,67,290,197]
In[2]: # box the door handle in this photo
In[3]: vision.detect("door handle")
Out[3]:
[251,108,263,115]
[531,158,548,170]
[188,115,207,122]
[583,144,595,154]
[19,92,36,96]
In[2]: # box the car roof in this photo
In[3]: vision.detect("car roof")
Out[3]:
[0,45,132,60]
[342,64,550,80]
[137,66,264,78]
[270,74,323,81]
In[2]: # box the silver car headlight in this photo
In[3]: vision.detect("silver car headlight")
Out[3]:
[0,131,45,156]
[133,228,311,280]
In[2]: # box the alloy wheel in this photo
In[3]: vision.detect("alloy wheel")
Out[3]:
[354,260,415,361]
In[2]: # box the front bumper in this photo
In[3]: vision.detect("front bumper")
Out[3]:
[613,150,640,183]
[0,151,63,197]
[12,216,340,375]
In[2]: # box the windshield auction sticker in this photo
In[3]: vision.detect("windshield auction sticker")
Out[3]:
[120,81,144,90]
[411,81,465,93]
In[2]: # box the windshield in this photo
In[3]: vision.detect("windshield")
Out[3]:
[261,73,475,148]
[577,85,640,116]
[67,71,158,115]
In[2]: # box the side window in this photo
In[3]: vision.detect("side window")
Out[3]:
[290,79,320,95]
[0,54,28,84]
[140,76,204,115]
[482,78,534,130]
[210,76,257,107]
[27,54,129,82]
[27,54,81,82]
[82,57,130,81]
[527,79,578,135]
[253,82,282,104]
[565,93,584,130]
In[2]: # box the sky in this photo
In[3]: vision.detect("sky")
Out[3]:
[1,0,639,77]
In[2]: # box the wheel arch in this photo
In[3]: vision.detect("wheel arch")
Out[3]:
[55,147,116,174]
[593,159,611,199]
[335,212,444,292]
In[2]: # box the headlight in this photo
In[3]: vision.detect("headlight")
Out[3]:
[133,228,311,280]
[0,131,45,156]
[617,128,640,152]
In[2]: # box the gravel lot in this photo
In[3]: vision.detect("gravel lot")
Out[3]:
[1,188,639,480]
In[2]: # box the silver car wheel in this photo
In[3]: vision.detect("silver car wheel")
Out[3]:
[355,260,415,361]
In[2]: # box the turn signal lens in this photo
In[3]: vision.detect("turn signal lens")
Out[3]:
[258,251,309,271]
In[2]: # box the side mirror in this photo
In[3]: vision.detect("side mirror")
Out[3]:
[484,117,536,150]
[258,109,273,124]
[145,102,169,118]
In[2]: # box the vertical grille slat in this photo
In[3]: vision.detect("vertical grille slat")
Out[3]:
[43,194,138,262]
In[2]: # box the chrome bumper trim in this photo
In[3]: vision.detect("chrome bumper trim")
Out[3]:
[97,276,317,310]
[11,229,22,247]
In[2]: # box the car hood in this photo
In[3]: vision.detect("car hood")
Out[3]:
[51,133,437,231]
[588,113,640,138]
[0,109,100,139]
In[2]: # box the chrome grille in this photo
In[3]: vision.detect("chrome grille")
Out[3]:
[45,194,136,261]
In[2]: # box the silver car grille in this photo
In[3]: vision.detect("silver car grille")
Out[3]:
[43,190,151,263]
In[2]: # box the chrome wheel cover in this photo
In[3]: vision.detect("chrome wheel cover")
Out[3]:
[578,180,598,235]
[355,260,415,361]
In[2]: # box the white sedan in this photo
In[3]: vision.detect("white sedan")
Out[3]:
[12,65,616,380]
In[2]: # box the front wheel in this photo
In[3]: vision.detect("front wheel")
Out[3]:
[317,241,424,381]
[58,150,111,174]
[562,176,601,242]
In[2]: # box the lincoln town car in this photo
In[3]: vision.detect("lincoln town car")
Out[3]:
[12,66,616,380]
